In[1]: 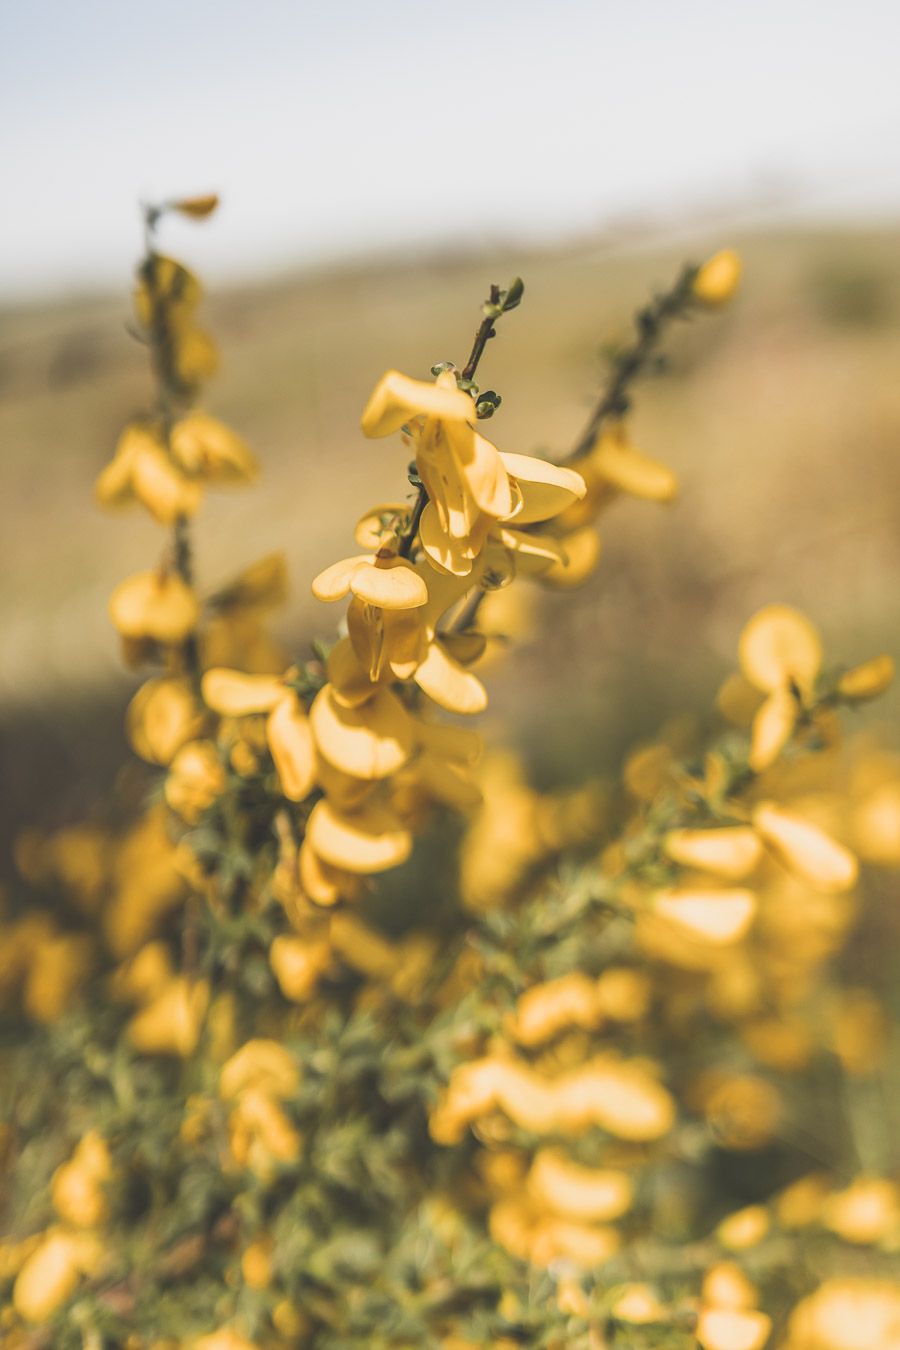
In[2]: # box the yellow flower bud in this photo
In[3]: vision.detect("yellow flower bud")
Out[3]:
[693,248,742,305]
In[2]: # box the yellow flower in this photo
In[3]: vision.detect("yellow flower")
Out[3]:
[693,248,742,305]
[313,551,428,609]
[201,669,316,802]
[220,1040,300,1101]
[784,1278,900,1350]
[752,802,858,892]
[126,676,204,765]
[13,1229,103,1324]
[269,934,331,1002]
[663,827,762,880]
[109,569,199,644]
[583,423,678,503]
[526,1148,633,1222]
[305,797,412,874]
[127,976,210,1056]
[309,683,414,779]
[95,421,202,523]
[652,887,757,945]
[51,1132,112,1229]
[164,739,226,822]
[168,411,257,483]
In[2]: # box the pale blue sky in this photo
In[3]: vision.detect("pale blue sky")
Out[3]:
[3,0,900,298]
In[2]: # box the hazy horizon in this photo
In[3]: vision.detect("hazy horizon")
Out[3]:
[4,0,900,301]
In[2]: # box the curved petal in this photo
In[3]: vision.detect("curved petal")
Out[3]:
[361,369,474,437]
[500,453,586,524]
[267,693,316,801]
[587,435,677,503]
[541,525,602,589]
[414,640,487,715]
[420,501,477,576]
[201,668,285,716]
[109,571,199,643]
[326,637,380,709]
[445,421,513,518]
[311,555,372,604]
[349,557,428,609]
[132,442,203,524]
[310,684,414,779]
[306,799,412,873]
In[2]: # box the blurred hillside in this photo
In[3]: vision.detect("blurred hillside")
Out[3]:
[2,225,900,858]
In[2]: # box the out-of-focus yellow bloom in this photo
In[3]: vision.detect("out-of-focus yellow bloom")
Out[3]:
[104,807,186,956]
[109,569,199,643]
[611,1284,667,1324]
[739,604,822,697]
[51,1132,112,1229]
[652,887,757,945]
[95,421,202,523]
[822,1177,900,1245]
[489,1194,620,1268]
[696,1307,771,1350]
[752,802,858,892]
[693,248,742,305]
[774,1173,830,1229]
[716,1205,769,1251]
[168,412,257,482]
[431,1052,673,1144]
[109,941,173,1004]
[226,1088,301,1179]
[21,931,93,1023]
[526,1148,633,1222]
[164,739,226,822]
[837,654,895,701]
[269,934,331,1002]
[126,676,204,765]
[701,1262,757,1311]
[13,1229,103,1323]
[190,1330,259,1350]
[663,827,763,879]
[584,423,679,503]
[240,1237,274,1289]
[127,976,209,1056]
[219,1040,300,1101]
[783,1278,900,1350]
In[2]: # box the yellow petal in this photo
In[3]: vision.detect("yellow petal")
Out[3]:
[361,368,474,437]
[131,440,203,522]
[738,604,822,695]
[326,637,380,709]
[654,888,756,944]
[693,248,742,306]
[350,556,428,609]
[306,799,412,873]
[219,1038,300,1100]
[837,654,895,701]
[94,422,150,508]
[267,693,316,801]
[420,501,480,576]
[109,571,199,642]
[311,554,373,603]
[446,422,514,519]
[170,192,220,219]
[413,640,488,714]
[528,1149,633,1222]
[126,676,203,765]
[753,802,858,892]
[310,684,414,779]
[749,688,798,771]
[542,525,602,588]
[269,934,331,1003]
[663,828,763,880]
[169,411,257,483]
[500,452,587,523]
[495,525,567,571]
[696,1308,770,1350]
[588,431,677,502]
[299,839,356,906]
[201,669,285,716]
[414,718,482,764]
